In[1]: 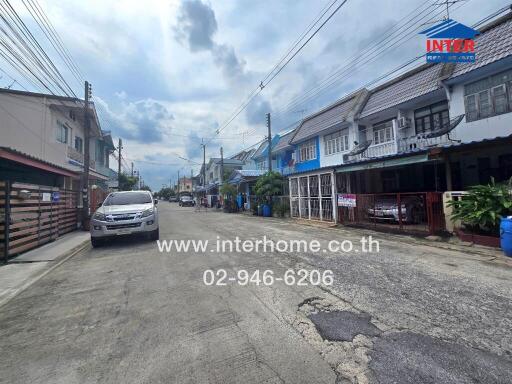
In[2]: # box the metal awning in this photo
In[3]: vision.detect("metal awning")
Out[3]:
[336,153,430,173]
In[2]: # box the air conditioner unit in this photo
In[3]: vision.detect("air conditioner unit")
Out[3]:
[398,116,410,129]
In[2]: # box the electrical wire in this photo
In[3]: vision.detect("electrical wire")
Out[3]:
[204,0,351,145]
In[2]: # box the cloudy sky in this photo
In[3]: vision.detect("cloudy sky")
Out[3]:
[5,0,509,189]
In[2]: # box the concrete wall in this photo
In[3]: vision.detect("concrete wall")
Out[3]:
[0,93,87,172]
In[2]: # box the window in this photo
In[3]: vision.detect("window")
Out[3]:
[509,81,512,111]
[74,137,83,153]
[298,139,316,162]
[465,94,478,121]
[464,68,512,121]
[324,130,349,155]
[372,120,394,145]
[103,192,152,205]
[257,160,267,169]
[95,140,105,165]
[493,85,507,114]
[478,90,491,118]
[56,121,68,144]
[414,101,450,134]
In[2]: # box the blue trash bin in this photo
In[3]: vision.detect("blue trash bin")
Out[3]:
[501,217,512,257]
[262,204,271,217]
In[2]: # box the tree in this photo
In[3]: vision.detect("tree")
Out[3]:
[254,171,284,198]
[140,185,152,192]
[220,183,238,212]
[157,187,175,200]
[118,173,138,191]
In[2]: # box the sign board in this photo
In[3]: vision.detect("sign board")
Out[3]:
[51,191,60,202]
[42,193,51,202]
[337,193,356,207]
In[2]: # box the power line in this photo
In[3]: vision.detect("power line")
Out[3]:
[204,0,351,145]
[0,0,77,97]
[273,0,444,118]
[235,0,502,158]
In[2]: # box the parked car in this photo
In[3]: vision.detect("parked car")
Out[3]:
[367,196,424,224]
[179,195,195,207]
[90,190,159,247]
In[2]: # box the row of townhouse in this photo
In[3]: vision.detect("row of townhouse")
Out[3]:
[0,88,114,191]
[252,12,512,229]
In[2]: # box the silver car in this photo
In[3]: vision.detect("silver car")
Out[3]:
[90,191,159,247]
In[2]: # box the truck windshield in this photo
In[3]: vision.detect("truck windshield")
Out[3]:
[103,192,152,206]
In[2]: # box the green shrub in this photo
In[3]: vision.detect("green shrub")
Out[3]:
[447,177,512,235]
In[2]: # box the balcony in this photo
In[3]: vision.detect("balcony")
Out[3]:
[281,166,296,176]
[398,133,453,153]
[349,140,398,162]
[94,163,111,177]
[67,146,84,164]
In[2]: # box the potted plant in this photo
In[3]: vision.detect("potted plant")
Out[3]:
[447,177,512,247]
[254,171,284,217]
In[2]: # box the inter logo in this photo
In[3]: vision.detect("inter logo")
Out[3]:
[419,19,479,63]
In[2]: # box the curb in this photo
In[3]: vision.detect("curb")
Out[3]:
[0,239,90,309]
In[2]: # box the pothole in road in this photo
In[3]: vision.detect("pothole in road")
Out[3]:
[292,295,382,384]
[308,311,381,342]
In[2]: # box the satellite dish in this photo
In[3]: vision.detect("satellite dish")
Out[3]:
[345,140,373,157]
[423,114,464,140]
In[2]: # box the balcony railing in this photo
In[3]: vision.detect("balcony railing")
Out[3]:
[398,133,453,153]
[350,140,398,161]
[94,163,111,177]
[281,166,296,176]
[67,146,84,163]
[67,147,98,170]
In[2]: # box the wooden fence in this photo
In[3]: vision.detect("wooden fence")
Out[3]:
[0,181,79,261]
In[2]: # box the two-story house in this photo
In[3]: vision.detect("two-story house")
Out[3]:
[282,11,512,223]
[339,12,512,194]
[0,89,114,193]
[286,89,368,222]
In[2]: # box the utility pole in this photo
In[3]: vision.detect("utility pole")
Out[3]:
[177,170,180,195]
[82,81,92,228]
[202,139,206,187]
[117,138,123,189]
[131,162,134,177]
[266,112,272,172]
[220,146,224,185]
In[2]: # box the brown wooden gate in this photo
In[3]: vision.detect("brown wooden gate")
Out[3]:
[0,181,79,261]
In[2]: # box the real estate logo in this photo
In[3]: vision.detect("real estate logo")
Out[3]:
[419,19,479,63]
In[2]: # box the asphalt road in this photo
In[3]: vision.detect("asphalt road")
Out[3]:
[1,203,511,384]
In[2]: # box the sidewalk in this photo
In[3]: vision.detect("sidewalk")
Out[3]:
[0,231,90,308]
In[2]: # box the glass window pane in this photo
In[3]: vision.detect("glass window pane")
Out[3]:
[465,94,478,121]
[493,86,507,114]
[479,90,491,117]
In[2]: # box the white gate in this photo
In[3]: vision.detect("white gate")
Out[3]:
[289,172,335,222]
